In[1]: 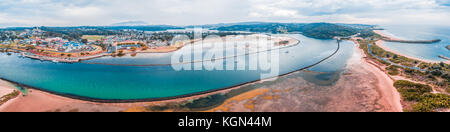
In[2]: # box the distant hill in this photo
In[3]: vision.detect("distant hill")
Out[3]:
[186,21,273,29]
[214,23,305,33]
[1,22,376,39]
[301,23,357,39]
[103,25,182,31]
[111,21,149,26]
[335,23,375,29]
[213,22,375,39]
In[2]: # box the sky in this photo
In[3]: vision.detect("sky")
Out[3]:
[0,0,449,27]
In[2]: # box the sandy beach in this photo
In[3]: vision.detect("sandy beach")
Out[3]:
[0,80,14,97]
[374,30,401,41]
[0,80,15,99]
[374,30,449,64]
[352,40,403,112]
[0,78,260,112]
[0,80,19,110]
[0,87,124,112]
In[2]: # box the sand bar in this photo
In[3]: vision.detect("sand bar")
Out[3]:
[0,80,15,99]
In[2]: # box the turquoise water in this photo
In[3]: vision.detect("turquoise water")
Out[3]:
[0,34,354,100]
[380,25,450,62]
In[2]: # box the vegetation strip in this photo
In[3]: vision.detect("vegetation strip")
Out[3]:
[367,42,426,72]
[357,36,449,110]
[0,90,20,106]
[394,80,449,112]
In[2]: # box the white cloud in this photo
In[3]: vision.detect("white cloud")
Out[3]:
[249,4,300,18]
[64,7,104,17]
[0,0,449,27]
[246,0,449,25]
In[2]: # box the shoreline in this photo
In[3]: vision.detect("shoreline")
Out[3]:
[0,79,250,112]
[373,30,449,64]
[0,38,339,112]
[0,39,404,112]
[10,35,297,63]
[199,39,403,112]
[0,37,324,104]
[0,79,20,110]
[375,40,449,64]
[0,80,15,98]
[82,37,301,67]
[351,38,403,112]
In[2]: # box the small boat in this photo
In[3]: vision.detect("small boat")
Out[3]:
[52,60,59,63]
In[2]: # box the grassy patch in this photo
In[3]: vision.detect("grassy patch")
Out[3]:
[394,80,449,112]
[387,65,401,76]
[369,43,417,67]
[361,38,448,92]
[0,90,20,106]
[358,39,391,66]
[412,94,449,112]
[81,35,105,41]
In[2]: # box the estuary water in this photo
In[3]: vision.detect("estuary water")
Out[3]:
[380,25,450,62]
[0,34,354,100]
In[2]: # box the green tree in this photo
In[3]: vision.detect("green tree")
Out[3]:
[81,39,88,44]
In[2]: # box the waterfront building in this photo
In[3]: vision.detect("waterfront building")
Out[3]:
[60,42,93,53]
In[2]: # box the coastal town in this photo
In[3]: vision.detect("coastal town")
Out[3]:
[0,27,254,62]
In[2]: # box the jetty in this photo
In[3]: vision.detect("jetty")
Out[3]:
[439,55,450,61]
[374,30,441,44]
[22,52,80,63]
[384,39,441,44]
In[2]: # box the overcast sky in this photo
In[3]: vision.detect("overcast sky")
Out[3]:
[0,0,449,27]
